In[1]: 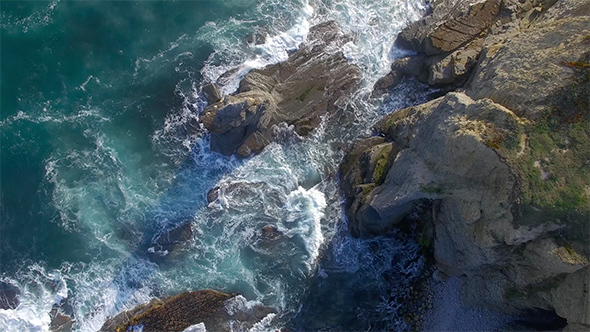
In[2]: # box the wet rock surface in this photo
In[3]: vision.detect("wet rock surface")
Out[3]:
[396,0,501,55]
[201,21,361,157]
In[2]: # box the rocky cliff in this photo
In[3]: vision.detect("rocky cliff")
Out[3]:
[342,0,589,329]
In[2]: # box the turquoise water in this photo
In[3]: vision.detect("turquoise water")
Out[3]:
[1,1,429,331]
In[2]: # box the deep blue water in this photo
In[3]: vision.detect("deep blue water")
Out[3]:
[1,1,429,330]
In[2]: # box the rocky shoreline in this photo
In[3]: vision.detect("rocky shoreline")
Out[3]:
[81,1,589,331]
[342,0,589,330]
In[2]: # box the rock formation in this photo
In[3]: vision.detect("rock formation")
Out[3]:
[343,0,590,329]
[99,290,274,332]
[201,21,361,157]
[374,0,560,94]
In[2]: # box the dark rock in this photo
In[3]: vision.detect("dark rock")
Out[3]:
[246,32,266,45]
[372,56,428,96]
[202,21,361,157]
[202,83,222,105]
[148,222,194,259]
[207,186,220,203]
[0,282,19,310]
[260,225,282,242]
[372,71,404,97]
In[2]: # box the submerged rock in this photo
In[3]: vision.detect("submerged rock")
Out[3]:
[201,21,361,157]
[148,222,194,260]
[0,282,19,310]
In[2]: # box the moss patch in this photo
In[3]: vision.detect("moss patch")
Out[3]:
[494,57,590,231]
[372,150,391,184]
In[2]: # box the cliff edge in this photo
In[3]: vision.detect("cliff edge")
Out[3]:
[341,0,590,328]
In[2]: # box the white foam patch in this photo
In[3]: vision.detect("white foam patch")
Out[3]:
[248,313,276,332]
[0,0,60,33]
[0,266,68,332]
[310,0,426,89]
[183,322,207,332]
[283,186,327,269]
[199,0,314,96]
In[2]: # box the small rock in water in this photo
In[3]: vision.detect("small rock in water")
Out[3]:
[261,225,282,241]
[148,222,194,261]
[207,186,220,203]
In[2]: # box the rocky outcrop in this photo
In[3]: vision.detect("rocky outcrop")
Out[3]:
[374,0,560,94]
[202,21,361,157]
[396,0,501,55]
[344,0,590,328]
[100,290,275,332]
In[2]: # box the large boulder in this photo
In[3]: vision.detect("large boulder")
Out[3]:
[202,21,361,157]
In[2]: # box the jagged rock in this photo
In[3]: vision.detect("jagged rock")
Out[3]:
[342,90,589,325]
[372,71,404,97]
[372,55,427,95]
[344,1,590,327]
[202,83,222,105]
[100,290,231,332]
[201,21,361,157]
[426,38,483,85]
[99,290,275,332]
[395,0,501,55]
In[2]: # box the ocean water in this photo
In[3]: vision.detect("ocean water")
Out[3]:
[0,0,430,331]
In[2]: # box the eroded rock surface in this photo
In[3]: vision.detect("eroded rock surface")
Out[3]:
[202,21,361,157]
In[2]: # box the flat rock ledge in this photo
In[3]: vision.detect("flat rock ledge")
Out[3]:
[201,21,361,157]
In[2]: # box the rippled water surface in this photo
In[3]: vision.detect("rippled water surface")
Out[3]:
[1,1,430,330]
